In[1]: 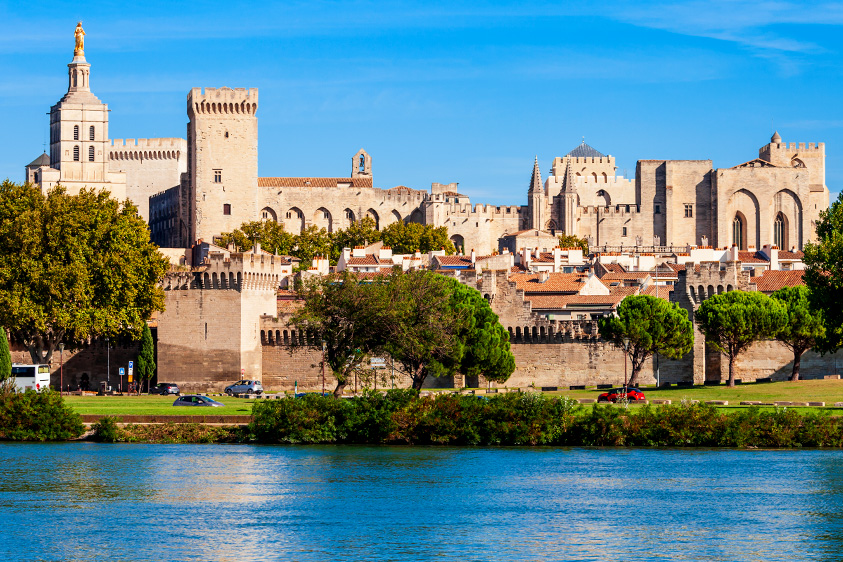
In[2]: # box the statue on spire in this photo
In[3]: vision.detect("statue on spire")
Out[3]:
[74,22,85,55]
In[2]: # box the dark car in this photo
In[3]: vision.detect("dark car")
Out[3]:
[597,387,646,403]
[172,395,225,407]
[152,383,180,396]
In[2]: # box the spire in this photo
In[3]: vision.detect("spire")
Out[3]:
[771,131,782,144]
[528,156,542,194]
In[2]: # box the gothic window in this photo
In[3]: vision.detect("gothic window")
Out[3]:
[774,213,788,249]
[89,126,95,141]
[73,146,80,161]
[88,146,94,161]
[223,204,231,215]
[214,170,222,183]
[73,125,79,141]
[733,213,746,251]
[261,207,277,222]
[684,204,693,218]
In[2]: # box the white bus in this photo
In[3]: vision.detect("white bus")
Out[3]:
[11,364,51,393]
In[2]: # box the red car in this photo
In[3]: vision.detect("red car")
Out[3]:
[597,387,646,403]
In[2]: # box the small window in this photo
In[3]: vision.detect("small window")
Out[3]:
[622,227,628,237]
[73,125,79,141]
[223,204,231,215]
[214,170,222,183]
[89,126,95,141]
[684,204,693,218]
[73,145,80,161]
[654,204,661,214]
[224,131,229,138]
[286,212,292,219]
[323,211,330,219]
[88,146,95,161]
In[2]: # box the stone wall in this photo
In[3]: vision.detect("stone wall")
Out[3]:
[109,138,187,221]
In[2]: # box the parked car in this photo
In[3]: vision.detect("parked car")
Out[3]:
[224,380,263,395]
[173,395,225,407]
[597,387,646,403]
[151,383,180,396]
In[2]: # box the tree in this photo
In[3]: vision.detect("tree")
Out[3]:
[444,279,516,384]
[598,295,694,387]
[558,233,589,254]
[771,285,826,381]
[136,323,156,393]
[290,271,387,396]
[292,225,334,270]
[381,270,467,390]
[0,182,168,364]
[804,192,843,352]
[380,222,455,255]
[0,328,10,384]
[217,220,296,255]
[331,217,381,260]
[694,291,788,387]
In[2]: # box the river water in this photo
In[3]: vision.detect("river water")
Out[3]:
[1,444,842,561]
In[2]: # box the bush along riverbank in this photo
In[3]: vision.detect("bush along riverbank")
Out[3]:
[250,390,843,447]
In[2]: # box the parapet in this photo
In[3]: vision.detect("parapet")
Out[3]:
[188,87,258,117]
[109,138,187,161]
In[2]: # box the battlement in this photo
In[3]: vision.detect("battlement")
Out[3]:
[581,204,641,215]
[188,87,258,117]
[575,175,633,187]
[162,250,287,292]
[769,142,825,152]
[440,203,524,217]
[109,138,186,161]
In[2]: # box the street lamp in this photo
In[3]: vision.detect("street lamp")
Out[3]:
[58,343,64,396]
[105,336,110,392]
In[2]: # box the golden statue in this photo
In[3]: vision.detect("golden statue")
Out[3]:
[74,22,85,55]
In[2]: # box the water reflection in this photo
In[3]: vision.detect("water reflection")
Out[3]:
[1,444,843,561]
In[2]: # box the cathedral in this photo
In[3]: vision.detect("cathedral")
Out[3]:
[26,26,829,255]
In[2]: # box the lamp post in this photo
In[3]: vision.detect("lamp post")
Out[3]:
[105,336,110,392]
[321,340,326,396]
[622,336,630,397]
[58,343,64,396]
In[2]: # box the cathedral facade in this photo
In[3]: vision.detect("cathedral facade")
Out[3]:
[26,28,829,255]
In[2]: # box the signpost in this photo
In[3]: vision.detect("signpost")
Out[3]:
[118,367,125,393]
[128,361,134,393]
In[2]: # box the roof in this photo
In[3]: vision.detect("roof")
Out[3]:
[778,250,804,260]
[508,272,587,293]
[346,255,394,267]
[258,177,373,188]
[601,272,652,281]
[751,270,805,293]
[566,141,607,159]
[436,255,473,268]
[738,251,769,264]
[27,152,50,168]
[641,285,673,300]
[526,294,626,310]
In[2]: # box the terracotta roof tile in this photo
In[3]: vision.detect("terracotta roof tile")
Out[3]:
[258,177,373,188]
[436,255,473,267]
[751,270,805,293]
[526,294,627,309]
[608,286,640,297]
[508,272,587,293]
[738,251,769,264]
[778,250,804,260]
[601,272,652,281]
[641,285,673,300]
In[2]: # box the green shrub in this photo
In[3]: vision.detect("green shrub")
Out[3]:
[91,416,122,442]
[0,389,84,441]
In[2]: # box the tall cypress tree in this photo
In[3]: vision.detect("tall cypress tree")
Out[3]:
[137,324,155,393]
[0,328,10,383]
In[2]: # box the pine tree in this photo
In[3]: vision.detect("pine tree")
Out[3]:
[137,324,156,393]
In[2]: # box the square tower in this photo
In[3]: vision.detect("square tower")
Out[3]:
[187,87,259,243]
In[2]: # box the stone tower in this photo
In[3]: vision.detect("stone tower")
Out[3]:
[351,148,372,179]
[528,157,544,230]
[187,87,259,243]
[37,24,126,198]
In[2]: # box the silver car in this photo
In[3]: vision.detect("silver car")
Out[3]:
[173,395,225,407]
[224,380,263,395]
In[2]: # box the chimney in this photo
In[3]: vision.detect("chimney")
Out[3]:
[470,248,476,264]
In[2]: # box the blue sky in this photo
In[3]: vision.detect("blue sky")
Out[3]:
[2,0,842,205]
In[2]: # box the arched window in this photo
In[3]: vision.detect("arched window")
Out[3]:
[733,213,746,251]
[88,146,95,161]
[73,145,80,161]
[73,125,79,141]
[89,126,95,141]
[359,155,366,173]
[774,213,788,249]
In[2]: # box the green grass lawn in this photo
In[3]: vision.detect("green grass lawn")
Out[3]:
[64,394,256,416]
[540,379,843,404]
